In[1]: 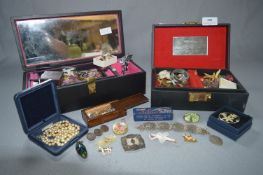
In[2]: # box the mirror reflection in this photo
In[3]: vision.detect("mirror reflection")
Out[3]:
[16,14,121,65]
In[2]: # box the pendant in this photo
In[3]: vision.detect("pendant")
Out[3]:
[75,141,88,159]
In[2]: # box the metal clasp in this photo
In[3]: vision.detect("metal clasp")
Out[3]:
[86,77,96,94]
[189,92,212,102]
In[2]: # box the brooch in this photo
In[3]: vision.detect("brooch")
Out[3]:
[218,112,240,124]
[183,112,200,123]
[183,134,197,143]
[121,134,145,151]
[149,132,176,144]
[112,120,128,135]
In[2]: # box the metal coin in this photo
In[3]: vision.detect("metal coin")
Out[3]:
[94,129,103,136]
[86,133,96,141]
[158,122,170,130]
[100,125,109,132]
[209,135,223,146]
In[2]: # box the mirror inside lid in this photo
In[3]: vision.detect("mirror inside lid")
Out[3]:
[13,10,124,70]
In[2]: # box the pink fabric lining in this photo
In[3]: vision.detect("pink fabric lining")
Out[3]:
[111,59,142,75]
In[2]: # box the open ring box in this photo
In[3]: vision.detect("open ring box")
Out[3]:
[14,80,88,155]
[207,106,252,140]
[151,24,249,111]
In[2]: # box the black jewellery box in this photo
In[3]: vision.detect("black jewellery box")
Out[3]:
[151,24,249,111]
[207,106,252,140]
[14,80,88,155]
[12,10,146,113]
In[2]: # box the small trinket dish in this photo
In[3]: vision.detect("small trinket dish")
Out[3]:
[14,80,88,155]
[207,106,252,140]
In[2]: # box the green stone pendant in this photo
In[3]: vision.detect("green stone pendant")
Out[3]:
[76,141,88,159]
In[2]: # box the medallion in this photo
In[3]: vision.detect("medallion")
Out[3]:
[94,128,103,136]
[86,133,96,141]
[100,125,109,132]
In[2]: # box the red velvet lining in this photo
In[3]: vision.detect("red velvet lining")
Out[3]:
[154,26,228,69]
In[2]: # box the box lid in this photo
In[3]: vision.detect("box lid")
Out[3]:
[12,10,125,71]
[14,80,60,133]
[152,24,230,69]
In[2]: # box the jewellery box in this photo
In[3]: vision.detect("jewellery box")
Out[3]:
[151,24,249,111]
[14,80,88,155]
[12,10,146,113]
[207,106,252,140]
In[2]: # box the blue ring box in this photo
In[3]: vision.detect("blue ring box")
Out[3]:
[14,80,88,155]
[207,106,252,140]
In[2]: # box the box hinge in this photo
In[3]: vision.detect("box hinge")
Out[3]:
[189,92,212,102]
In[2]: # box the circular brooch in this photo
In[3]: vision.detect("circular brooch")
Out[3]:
[113,120,128,135]
[218,112,240,124]
[183,112,200,123]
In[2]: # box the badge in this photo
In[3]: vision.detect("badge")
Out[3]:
[121,134,145,151]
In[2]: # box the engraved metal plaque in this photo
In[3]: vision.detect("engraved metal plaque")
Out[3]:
[173,36,208,55]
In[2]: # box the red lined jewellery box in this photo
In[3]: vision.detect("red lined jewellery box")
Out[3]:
[12,10,146,113]
[14,80,88,155]
[151,24,249,111]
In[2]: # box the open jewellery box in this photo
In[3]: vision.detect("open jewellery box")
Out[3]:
[207,106,252,140]
[151,24,249,111]
[14,80,88,155]
[12,10,146,113]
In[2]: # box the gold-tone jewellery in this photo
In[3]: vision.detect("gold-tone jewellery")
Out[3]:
[39,120,80,147]
[218,112,240,124]
[183,134,197,143]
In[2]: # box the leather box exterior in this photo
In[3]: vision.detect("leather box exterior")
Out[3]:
[12,10,146,113]
[151,24,249,111]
